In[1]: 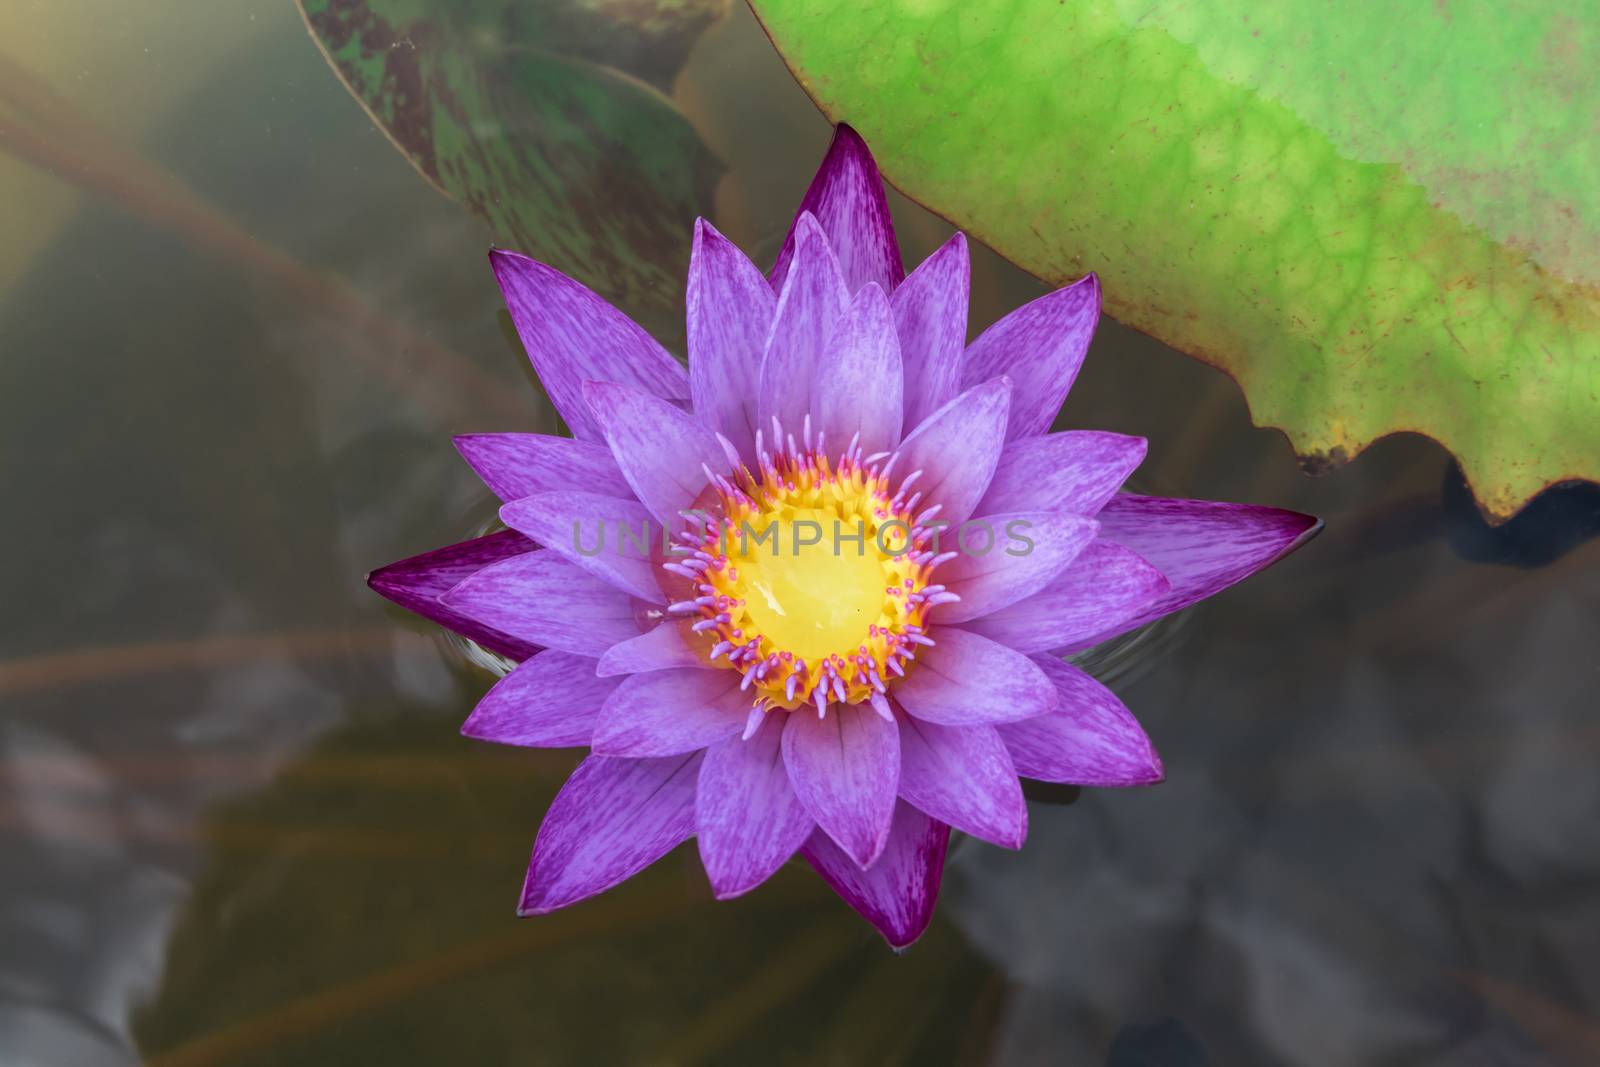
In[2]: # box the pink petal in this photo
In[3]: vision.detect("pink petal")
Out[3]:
[932,511,1099,623]
[696,716,815,899]
[499,492,664,604]
[367,531,540,660]
[519,753,701,915]
[582,380,727,529]
[976,431,1147,516]
[440,551,638,657]
[758,213,850,437]
[452,433,632,503]
[996,656,1163,786]
[1091,494,1322,640]
[489,250,688,441]
[814,282,903,456]
[892,626,1056,725]
[961,541,1171,654]
[897,717,1026,849]
[460,651,619,748]
[687,219,776,462]
[959,274,1099,442]
[802,800,949,950]
[591,668,749,757]
[596,620,709,677]
[892,232,969,430]
[782,703,900,868]
[894,377,1011,527]
[770,123,904,296]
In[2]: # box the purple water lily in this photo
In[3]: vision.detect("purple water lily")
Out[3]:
[369,126,1320,948]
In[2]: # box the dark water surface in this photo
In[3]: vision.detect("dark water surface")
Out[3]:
[3,3,1598,1065]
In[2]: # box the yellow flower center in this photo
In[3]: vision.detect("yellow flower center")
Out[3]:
[665,435,950,716]
[737,505,888,663]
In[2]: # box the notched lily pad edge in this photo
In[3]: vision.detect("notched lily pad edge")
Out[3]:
[749,14,1595,527]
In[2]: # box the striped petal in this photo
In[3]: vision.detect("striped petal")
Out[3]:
[894,377,1011,528]
[696,715,815,899]
[897,716,1026,849]
[892,626,1056,726]
[519,754,701,915]
[596,620,709,677]
[440,551,638,657]
[770,123,904,296]
[932,511,1099,623]
[962,540,1170,654]
[976,431,1147,516]
[592,668,749,757]
[582,379,728,529]
[460,651,618,748]
[996,656,1164,786]
[366,530,539,661]
[1090,494,1323,641]
[813,282,903,456]
[758,212,850,437]
[959,274,1099,442]
[489,251,687,441]
[687,218,776,462]
[500,491,664,604]
[782,702,900,868]
[802,800,949,950]
[892,232,968,430]
[452,433,632,503]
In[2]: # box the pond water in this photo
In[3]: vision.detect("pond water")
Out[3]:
[2,3,1598,1065]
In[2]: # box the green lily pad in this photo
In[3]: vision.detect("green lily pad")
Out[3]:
[748,0,1600,520]
[298,0,726,330]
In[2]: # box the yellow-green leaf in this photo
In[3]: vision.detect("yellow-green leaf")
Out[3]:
[749,0,1600,520]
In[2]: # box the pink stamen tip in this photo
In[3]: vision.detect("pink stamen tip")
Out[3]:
[869,692,893,721]
[742,706,765,740]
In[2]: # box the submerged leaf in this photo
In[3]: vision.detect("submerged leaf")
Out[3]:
[298,0,725,331]
[748,0,1600,520]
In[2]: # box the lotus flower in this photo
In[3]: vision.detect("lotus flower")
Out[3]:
[369,126,1320,948]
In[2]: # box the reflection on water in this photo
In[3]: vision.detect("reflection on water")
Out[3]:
[0,1,1597,1065]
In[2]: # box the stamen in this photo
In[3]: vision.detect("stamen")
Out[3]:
[674,437,950,713]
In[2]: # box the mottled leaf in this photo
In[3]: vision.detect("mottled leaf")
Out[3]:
[299,0,725,330]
